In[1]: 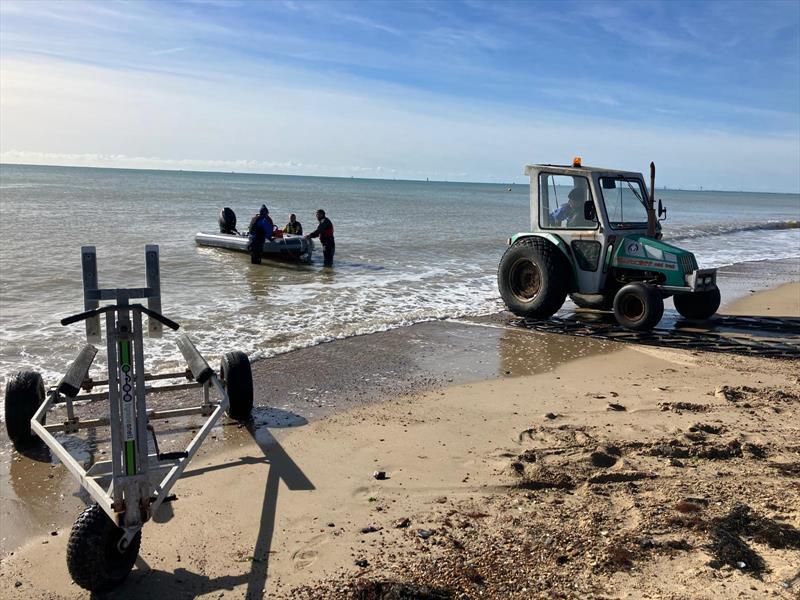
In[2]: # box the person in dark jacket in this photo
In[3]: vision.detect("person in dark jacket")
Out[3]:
[306,209,335,267]
[248,205,274,264]
[283,213,303,235]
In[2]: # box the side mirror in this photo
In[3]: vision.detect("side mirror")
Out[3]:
[583,200,597,221]
[658,199,667,220]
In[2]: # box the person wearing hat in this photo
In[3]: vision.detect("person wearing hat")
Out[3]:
[550,188,591,227]
[283,213,303,235]
[247,205,274,264]
[305,209,335,267]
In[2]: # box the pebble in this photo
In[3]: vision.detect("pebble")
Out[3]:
[355,558,369,568]
[417,529,434,539]
[544,412,558,420]
[15,581,22,588]
[360,525,380,534]
[393,517,411,529]
[373,471,387,480]
[606,403,626,411]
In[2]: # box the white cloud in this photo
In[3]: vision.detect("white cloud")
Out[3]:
[149,47,186,56]
[1,56,798,191]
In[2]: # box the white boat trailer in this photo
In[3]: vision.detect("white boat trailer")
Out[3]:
[4,245,253,592]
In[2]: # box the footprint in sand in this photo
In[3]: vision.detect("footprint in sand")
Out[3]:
[291,548,318,570]
[291,534,328,570]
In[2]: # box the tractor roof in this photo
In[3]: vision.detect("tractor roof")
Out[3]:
[524,164,643,178]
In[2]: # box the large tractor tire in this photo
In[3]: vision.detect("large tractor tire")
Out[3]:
[66,503,141,592]
[673,288,721,320]
[4,371,45,447]
[221,351,253,421]
[498,237,570,318]
[613,284,664,331]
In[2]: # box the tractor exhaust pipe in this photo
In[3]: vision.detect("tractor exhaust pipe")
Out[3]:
[647,161,657,238]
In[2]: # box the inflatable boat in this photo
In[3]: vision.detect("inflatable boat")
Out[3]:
[195,208,314,263]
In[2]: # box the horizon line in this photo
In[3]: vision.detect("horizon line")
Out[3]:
[1,161,797,195]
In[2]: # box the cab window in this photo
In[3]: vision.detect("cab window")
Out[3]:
[600,177,649,229]
[539,173,596,230]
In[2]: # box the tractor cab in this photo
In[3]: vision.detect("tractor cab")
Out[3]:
[499,159,720,330]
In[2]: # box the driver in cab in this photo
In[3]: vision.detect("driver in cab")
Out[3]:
[550,188,594,228]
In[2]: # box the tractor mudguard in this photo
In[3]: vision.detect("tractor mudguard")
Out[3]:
[509,233,578,291]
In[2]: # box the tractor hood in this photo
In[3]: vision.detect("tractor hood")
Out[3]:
[612,235,698,287]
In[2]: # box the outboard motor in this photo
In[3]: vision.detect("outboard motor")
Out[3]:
[219,207,238,234]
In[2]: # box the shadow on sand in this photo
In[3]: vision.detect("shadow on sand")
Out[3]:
[107,406,314,599]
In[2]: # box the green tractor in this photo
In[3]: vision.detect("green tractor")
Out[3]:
[498,159,720,330]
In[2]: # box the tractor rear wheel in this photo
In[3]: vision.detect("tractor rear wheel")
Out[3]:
[498,237,570,318]
[613,284,664,331]
[673,288,721,320]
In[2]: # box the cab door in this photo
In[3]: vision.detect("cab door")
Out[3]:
[537,172,606,294]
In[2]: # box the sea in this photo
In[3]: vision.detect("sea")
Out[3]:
[1,164,798,398]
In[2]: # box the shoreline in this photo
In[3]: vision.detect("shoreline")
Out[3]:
[0,272,798,597]
[0,262,798,550]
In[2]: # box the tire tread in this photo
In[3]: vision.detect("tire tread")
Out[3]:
[498,237,570,318]
[4,371,44,446]
[66,504,140,592]
[221,351,253,420]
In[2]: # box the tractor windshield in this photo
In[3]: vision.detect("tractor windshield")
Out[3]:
[599,177,649,229]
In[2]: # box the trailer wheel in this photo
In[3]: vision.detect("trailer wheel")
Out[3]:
[613,284,664,331]
[498,237,570,318]
[674,288,721,320]
[221,351,253,420]
[66,504,141,592]
[4,371,45,447]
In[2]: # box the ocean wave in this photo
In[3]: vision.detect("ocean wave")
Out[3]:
[670,220,799,241]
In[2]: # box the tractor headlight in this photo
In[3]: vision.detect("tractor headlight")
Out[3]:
[703,276,713,285]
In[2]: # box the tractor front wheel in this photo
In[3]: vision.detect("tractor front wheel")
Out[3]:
[613,284,664,331]
[673,288,721,320]
[498,238,569,318]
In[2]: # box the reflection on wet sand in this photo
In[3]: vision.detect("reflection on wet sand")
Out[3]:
[498,325,619,377]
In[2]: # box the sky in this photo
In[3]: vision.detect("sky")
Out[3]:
[1,0,799,191]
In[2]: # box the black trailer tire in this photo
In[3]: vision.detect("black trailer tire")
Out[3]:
[4,371,45,447]
[66,504,141,593]
[673,288,721,320]
[498,237,570,318]
[221,351,253,420]
[613,284,664,331]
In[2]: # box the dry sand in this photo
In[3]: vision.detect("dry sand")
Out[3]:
[724,281,800,317]
[1,283,799,599]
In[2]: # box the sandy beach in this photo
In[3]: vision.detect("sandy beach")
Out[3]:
[1,277,799,599]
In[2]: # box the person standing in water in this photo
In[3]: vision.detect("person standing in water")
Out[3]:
[248,205,273,264]
[306,209,334,267]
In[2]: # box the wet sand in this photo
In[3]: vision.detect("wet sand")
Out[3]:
[0,263,798,598]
